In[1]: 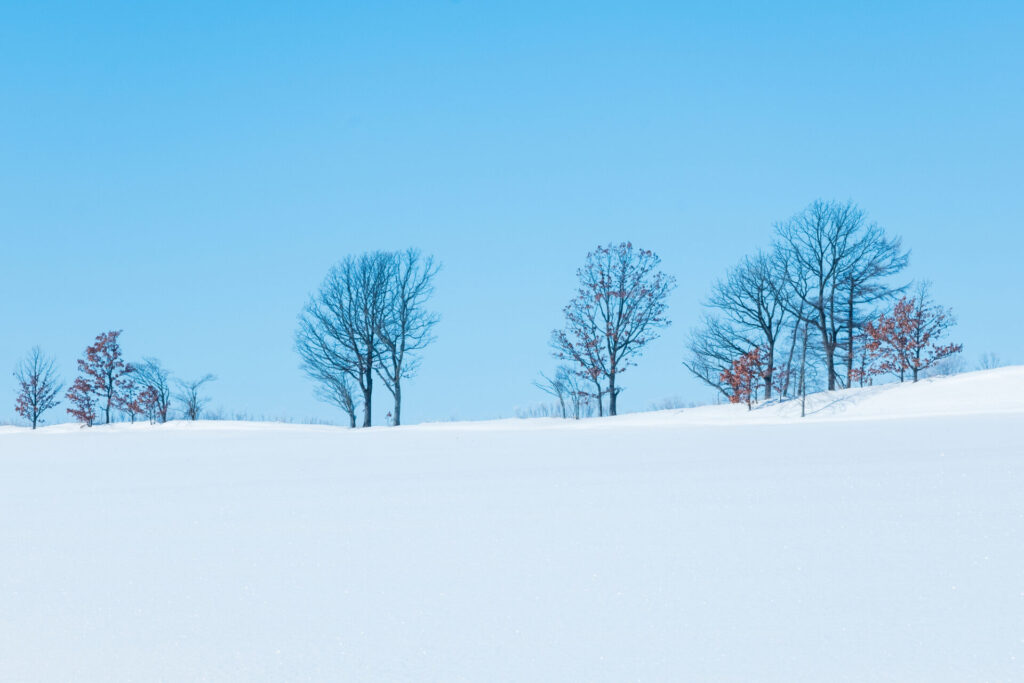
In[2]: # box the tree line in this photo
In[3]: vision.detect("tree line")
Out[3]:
[9,201,977,428]
[14,331,214,429]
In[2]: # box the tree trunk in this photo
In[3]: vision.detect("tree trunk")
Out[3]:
[764,344,774,400]
[800,323,809,418]
[781,318,800,398]
[608,372,617,416]
[592,380,603,417]
[816,303,837,391]
[822,337,837,391]
[393,379,401,426]
[846,286,855,387]
[361,376,372,427]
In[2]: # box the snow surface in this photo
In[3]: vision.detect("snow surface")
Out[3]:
[1,368,1023,681]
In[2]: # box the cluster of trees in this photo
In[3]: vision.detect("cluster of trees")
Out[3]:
[296,249,440,428]
[13,330,214,429]
[535,200,965,419]
[684,199,962,409]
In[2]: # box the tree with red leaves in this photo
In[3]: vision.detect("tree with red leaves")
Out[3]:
[14,346,63,429]
[862,282,962,383]
[66,377,97,427]
[552,242,675,416]
[116,376,144,423]
[721,347,763,409]
[137,385,161,424]
[70,330,135,425]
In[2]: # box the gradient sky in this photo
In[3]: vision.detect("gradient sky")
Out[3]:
[2,1,1022,426]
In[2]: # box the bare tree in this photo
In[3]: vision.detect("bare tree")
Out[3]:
[838,225,909,385]
[14,346,63,429]
[977,352,1003,370]
[298,253,390,427]
[683,315,749,401]
[314,370,360,428]
[775,200,906,390]
[533,365,590,419]
[552,242,675,416]
[533,369,569,418]
[176,374,216,420]
[133,358,173,423]
[374,249,440,426]
[706,251,789,399]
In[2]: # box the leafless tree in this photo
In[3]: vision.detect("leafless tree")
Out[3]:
[705,250,789,399]
[176,374,216,420]
[837,225,909,385]
[314,369,360,428]
[374,249,440,426]
[14,346,63,429]
[133,358,173,423]
[533,369,569,418]
[775,200,906,390]
[683,315,749,401]
[533,365,589,419]
[552,242,675,416]
[977,352,1003,370]
[297,253,391,427]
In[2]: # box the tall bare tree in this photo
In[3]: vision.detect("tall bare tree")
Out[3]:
[775,200,906,390]
[705,251,789,399]
[374,249,440,426]
[176,374,215,420]
[553,242,675,416]
[297,252,391,427]
[14,346,63,429]
[838,224,909,385]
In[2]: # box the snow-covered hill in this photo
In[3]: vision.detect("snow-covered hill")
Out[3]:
[2,368,1023,681]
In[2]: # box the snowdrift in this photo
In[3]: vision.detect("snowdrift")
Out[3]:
[1,367,1022,681]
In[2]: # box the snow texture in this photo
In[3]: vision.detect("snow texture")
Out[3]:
[2,367,1023,681]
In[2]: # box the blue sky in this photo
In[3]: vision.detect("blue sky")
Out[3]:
[2,1,1022,425]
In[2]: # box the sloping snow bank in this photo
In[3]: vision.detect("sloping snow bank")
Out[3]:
[0,367,1022,681]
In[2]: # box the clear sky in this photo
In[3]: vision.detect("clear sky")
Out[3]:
[2,1,1022,425]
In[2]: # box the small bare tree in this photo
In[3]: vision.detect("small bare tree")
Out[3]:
[176,374,216,420]
[553,242,675,416]
[374,249,440,426]
[533,365,590,419]
[14,346,63,429]
[533,369,569,418]
[683,315,749,401]
[977,352,1003,370]
[133,358,173,423]
[313,369,360,428]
